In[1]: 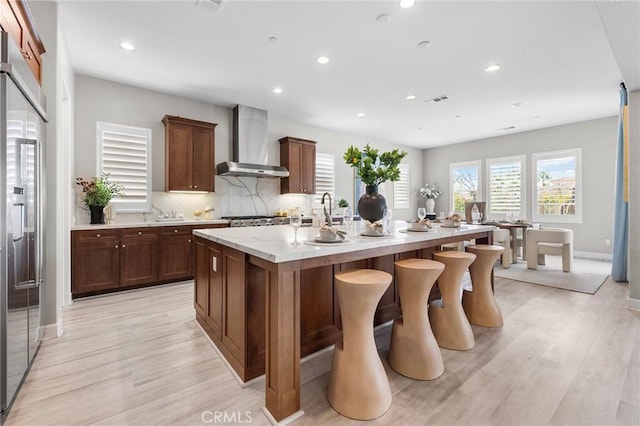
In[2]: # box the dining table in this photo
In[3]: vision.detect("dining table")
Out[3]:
[485,221,532,262]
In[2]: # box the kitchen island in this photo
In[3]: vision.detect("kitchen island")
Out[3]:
[193,222,494,423]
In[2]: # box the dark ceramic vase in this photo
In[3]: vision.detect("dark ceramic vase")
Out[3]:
[90,205,105,224]
[357,185,387,222]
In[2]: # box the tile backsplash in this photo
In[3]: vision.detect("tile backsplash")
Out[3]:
[73,176,322,225]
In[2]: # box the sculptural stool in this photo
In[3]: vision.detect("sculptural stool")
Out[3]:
[388,258,445,380]
[327,269,392,420]
[463,245,504,327]
[429,251,477,350]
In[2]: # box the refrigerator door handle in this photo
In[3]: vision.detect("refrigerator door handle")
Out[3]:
[14,279,39,290]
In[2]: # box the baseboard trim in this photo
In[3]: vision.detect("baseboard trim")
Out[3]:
[627,297,640,312]
[37,319,64,341]
[573,251,612,261]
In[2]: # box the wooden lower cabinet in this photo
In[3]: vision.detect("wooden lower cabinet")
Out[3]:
[72,229,120,294]
[72,224,228,298]
[193,237,439,382]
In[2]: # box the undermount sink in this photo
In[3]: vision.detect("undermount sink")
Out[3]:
[155,217,185,222]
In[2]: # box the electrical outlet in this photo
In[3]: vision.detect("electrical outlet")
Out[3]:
[605,239,611,246]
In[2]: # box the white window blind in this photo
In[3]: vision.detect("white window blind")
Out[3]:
[393,163,410,209]
[314,153,335,204]
[97,122,152,213]
[487,155,525,219]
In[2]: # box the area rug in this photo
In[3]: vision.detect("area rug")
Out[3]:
[493,258,610,294]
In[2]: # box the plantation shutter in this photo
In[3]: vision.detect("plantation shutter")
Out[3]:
[393,163,410,209]
[315,153,335,204]
[97,122,152,212]
[487,156,524,217]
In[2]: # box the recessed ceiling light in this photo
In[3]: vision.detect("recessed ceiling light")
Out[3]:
[512,102,524,108]
[417,40,431,49]
[357,112,366,118]
[317,56,330,65]
[406,94,416,101]
[400,0,415,8]
[499,126,516,131]
[376,14,391,24]
[273,87,283,94]
[485,64,501,72]
[120,41,135,51]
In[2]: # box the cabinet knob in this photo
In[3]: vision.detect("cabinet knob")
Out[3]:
[138,231,142,235]
[188,239,191,243]
[97,233,101,238]
[189,185,193,188]
[115,244,119,248]
[174,229,178,233]
[122,244,126,248]
[194,185,198,189]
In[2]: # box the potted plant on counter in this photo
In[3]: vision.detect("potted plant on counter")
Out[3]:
[76,173,125,224]
[343,144,407,221]
[419,183,442,214]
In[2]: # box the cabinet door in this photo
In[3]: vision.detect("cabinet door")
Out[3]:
[194,239,209,318]
[158,226,193,280]
[300,265,340,357]
[166,122,193,191]
[206,243,223,339]
[192,126,214,192]
[300,142,316,193]
[120,229,159,286]
[72,230,120,294]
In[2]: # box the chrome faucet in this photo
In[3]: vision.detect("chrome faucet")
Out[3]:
[321,192,332,219]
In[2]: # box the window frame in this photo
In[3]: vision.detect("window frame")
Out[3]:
[449,160,482,215]
[531,148,582,223]
[393,163,410,209]
[314,152,335,205]
[96,121,152,213]
[486,155,526,220]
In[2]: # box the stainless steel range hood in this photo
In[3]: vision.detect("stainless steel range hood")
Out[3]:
[216,105,289,178]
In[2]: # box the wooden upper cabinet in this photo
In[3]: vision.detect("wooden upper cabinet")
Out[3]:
[0,0,45,84]
[163,115,217,192]
[279,136,316,194]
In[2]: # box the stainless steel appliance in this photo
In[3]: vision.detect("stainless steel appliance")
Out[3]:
[222,215,289,227]
[0,31,46,416]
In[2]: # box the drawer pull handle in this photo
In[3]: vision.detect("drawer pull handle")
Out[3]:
[212,256,217,272]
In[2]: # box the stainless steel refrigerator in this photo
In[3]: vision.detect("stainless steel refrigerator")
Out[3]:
[0,30,46,416]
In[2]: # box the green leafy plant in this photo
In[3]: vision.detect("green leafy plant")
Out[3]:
[338,198,349,208]
[343,144,407,186]
[75,174,125,207]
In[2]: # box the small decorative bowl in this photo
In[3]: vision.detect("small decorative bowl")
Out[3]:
[318,228,339,241]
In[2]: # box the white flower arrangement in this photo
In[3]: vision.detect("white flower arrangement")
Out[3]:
[419,183,442,200]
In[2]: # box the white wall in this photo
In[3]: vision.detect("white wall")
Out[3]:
[423,117,618,255]
[74,76,423,222]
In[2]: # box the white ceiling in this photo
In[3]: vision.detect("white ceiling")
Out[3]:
[57,0,634,149]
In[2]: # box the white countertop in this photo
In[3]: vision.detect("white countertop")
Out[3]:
[193,221,495,263]
[71,219,229,231]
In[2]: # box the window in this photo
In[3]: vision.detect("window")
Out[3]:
[532,148,582,223]
[486,155,525,220]
[450,160,481,214]
[314,153,335,204]
[97,122,152,213]
[393,163,410,209]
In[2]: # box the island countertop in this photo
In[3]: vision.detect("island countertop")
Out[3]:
[192,221,496,263]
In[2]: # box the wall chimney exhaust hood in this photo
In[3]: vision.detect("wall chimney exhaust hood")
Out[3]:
[216,105,289,178]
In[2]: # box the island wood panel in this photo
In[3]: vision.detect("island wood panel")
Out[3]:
[246,263,266,379]
[299,265,341,358]
[222,246,247,373]
[206,243,224,340]
[194,239,209,319]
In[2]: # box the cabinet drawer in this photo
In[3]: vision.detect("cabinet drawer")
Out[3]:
[160,225,192,236]
[74,229,119,241]
[121,228,158,238]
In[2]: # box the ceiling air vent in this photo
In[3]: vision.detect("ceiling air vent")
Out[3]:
[425,95,449,104]
[499,126,516,131]
[196,0,225,12]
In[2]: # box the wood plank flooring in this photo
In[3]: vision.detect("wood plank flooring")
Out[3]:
[6,274,640,425]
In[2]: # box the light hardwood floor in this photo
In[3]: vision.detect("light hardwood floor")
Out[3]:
[6,275,640,425]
